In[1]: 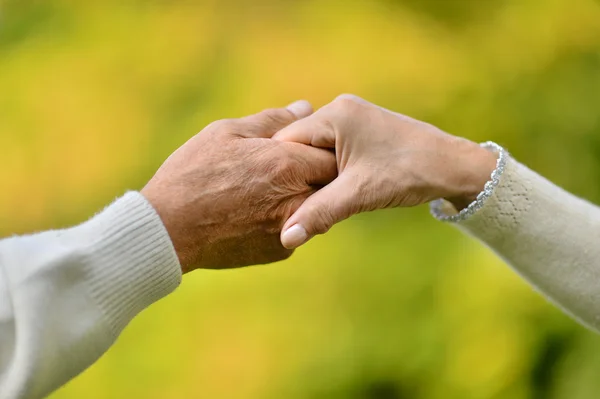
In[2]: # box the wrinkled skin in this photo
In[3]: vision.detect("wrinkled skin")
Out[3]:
[142,105,337,272]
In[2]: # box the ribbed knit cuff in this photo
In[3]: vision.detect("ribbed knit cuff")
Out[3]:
[68,192,182,337]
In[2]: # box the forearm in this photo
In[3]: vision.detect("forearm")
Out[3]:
[433,154,600,332]
[0,192,181,399]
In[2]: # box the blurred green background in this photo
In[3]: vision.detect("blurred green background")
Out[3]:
[2,0,600,398]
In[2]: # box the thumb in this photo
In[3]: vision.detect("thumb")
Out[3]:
[272,108,337,148]
[239,100,313,139]
[280,172,359,249]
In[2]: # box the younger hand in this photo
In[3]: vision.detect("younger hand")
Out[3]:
[273,95,498,249]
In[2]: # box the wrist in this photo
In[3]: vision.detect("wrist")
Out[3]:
[140,186,193,273]
[445,142,499,211]
[67,192,182,336]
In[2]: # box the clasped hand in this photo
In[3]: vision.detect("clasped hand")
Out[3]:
[142,95,497,272]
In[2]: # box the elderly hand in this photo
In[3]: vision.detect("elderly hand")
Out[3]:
[141,101,337,273]
[273,95,498,249]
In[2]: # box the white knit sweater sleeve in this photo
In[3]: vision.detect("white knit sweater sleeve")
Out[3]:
[0,192,182,399]
[432,153,600,332]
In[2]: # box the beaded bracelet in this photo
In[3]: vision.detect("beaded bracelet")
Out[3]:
[430,141,509,222]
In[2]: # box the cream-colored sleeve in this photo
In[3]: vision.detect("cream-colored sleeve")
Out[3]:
[432,153,600,332]
[0,192,182,399]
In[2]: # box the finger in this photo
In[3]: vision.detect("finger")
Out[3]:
[271,110,337,148]
[284,142,338,186]
[272,94,372,148]
[280,172,359,249]
[239,100,313,138]
[273,94,417,146]
[286,100,314,119]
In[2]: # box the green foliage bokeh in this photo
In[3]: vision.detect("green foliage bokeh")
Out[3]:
[2,0,600,398]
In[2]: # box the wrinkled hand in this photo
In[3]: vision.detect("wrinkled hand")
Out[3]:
[273,95,497,249]
[142,101,337,273]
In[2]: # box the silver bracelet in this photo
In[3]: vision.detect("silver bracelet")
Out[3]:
[430,141,509,222]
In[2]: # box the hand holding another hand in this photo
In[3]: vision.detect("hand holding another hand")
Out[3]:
[142,101,337,273]
[142,94,497,269]
[274,95,498,249]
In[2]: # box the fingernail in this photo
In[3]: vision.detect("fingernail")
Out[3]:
[281,224,308,249]
[286,100,312,119]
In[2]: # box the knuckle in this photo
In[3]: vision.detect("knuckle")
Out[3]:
[335,93,361,102]
[331,95,361,115]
